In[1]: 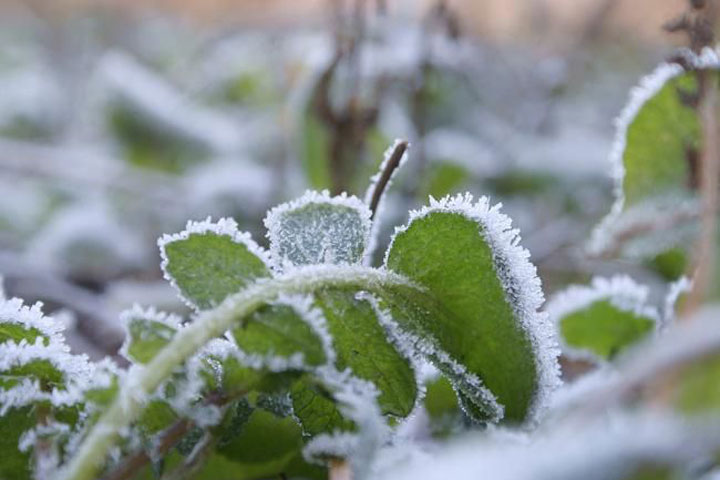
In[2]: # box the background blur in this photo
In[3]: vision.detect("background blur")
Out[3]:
[0,0,691,360]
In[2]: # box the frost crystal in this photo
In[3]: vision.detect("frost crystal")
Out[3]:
[663,276,692,328]
[303,366,388,478]
[264,190,372,270]
[386,193,561,423]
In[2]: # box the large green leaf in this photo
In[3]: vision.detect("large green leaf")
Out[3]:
[264,191,371,268]
[314,288,417,418]
[384,196,559,424]
[160,218,271,310]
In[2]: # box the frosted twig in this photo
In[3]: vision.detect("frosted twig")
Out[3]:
[367,140,409,220]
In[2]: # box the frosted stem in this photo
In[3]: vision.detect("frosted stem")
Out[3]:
[59,265,412,480]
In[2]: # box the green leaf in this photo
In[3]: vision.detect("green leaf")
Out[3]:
[197,406,305,480]
[211,353,301,397]
[0,298,62,346]
[620,70,700,207]
[232,302,329,368]
[290,377,355,436]
[0,406,36,480]
[121,307,181,364]
[265,191,371,268]
[0,359,65,391]
[314,288,417,417]
[647,248,688,281]
[384,196,559,424]
[423,376,462,437]
[160,218,271,310]
[559,300,655,361]
[546,276,658,362]
[137,399,178,436]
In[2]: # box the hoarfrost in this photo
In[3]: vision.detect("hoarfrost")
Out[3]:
[663,276,692,328]
[265,190,373,270]
[385,193,561,424]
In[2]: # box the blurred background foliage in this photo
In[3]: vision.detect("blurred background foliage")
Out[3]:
[0,0,696,362]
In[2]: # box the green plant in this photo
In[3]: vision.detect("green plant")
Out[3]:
[0,141,560,480]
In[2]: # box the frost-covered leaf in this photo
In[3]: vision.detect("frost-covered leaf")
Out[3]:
[590,49,720,256]
[384,194,560,424]
[0,298,64,346]
[265,191,372,269]
[159,217,271,310]
[120,306,182,364]
[315,289,417,418]
[545,276,659,363]
[231,296,332,370]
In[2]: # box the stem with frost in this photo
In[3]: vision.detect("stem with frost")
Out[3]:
[59,266,413,480]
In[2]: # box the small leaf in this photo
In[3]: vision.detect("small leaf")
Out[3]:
[314,288,417,417]
[384,194,560,424]
[265,191,371,268]
[159,217,271,310]
[0,298,63,346]
[120,306,182,364]
[546,276,658,362]
[232,298,331,369]
[290,377,355,436]
[198,406,305,480]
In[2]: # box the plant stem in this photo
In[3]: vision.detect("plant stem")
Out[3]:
[368,140,409,220]
[329,459,352,480]
[683,67,719,314]
[59,265,412,480]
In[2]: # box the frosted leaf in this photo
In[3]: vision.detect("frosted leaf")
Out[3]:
[0,297,65,346]
[119,305,183,364]
[230,294,335,371]
[384,193,561,424]
[264,190,372,270]
[589,48,720,256]
[159,217,272,310]
[545,276,660,363]
[302,366,387,478]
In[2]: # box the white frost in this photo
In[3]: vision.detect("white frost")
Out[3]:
[264,190,373,271]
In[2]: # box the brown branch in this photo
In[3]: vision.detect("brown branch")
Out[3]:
[100,392,231,480]
[368,140,409,220]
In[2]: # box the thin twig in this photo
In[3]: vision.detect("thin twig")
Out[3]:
[368,140,408,220]
[329,459,352,480]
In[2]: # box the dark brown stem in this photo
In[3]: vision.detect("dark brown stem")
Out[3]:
[101,392,232,480]
[368,140,409,220]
